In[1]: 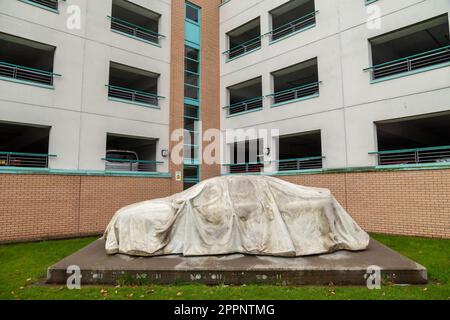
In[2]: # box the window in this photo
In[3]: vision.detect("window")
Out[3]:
[225,18,261,60]
[366,14,450,81]
[0,32,58,87]
[23,0,59,12]
[277,131,323,171]
[373,113,450,166]
[110,0,163,46]
[269,58,319,106]
[269,0,317,42]
[105,134,159,172]
[184,46,200,101]
[225,77,263,116]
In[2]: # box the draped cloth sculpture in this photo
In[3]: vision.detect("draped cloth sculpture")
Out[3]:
[104,176,370,257]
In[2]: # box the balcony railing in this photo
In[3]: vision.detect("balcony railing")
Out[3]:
[267,81,320,106]
[107,85,164,107]
[0,152,56,168]
[26,0,59,11]
[108,16,165,46]
[365,45,450,80]
[223,96,264,116]
[274,156,324,172]
[0,61,61,86]
[224,162,265,174]
[224,35,262,60]
[103,158,163,173]
[370,145,450,166]
[268,11,318,42]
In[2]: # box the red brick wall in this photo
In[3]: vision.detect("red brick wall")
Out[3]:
[281,169,450,239]
[1,169,449,243]
[0,174,171,243]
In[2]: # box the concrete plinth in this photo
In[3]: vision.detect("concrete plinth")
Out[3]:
[47,239,427,286]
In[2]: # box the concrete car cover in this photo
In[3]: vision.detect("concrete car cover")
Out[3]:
[104,176,370,257]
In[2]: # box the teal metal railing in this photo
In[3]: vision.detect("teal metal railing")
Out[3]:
[223,96,264,116]
[273,156,324,171]
[106,85,165,107]
[223,161,265,174]
[0,152,56,168]
[108,16,165,45]
[102,157,163,172]
[0,61,61,86]
[267,81,320,105]
[223,35,263,60]
[364,45,450,80]
[267,11,318,42]
[369,145,450,166]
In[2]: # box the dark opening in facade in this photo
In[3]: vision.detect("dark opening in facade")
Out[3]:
[375,112,450,165]
[226,77,263,116]
[270,58,319,105]
[269,0,316,42]
[0,121,51,168]
[226,18,261,60]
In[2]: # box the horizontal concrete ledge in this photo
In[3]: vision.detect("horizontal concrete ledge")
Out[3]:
[0,167,172,178]
[47,239,427,286]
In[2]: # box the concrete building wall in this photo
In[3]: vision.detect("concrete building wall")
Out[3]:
[0,0,449,243]
[0,173,171,243]
[2,167,449,243]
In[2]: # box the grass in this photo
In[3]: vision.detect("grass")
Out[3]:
[0,234,448,300]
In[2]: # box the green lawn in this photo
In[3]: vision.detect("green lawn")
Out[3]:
[0,234,449,300]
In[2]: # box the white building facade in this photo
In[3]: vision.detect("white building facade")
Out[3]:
[220,0,450,174]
